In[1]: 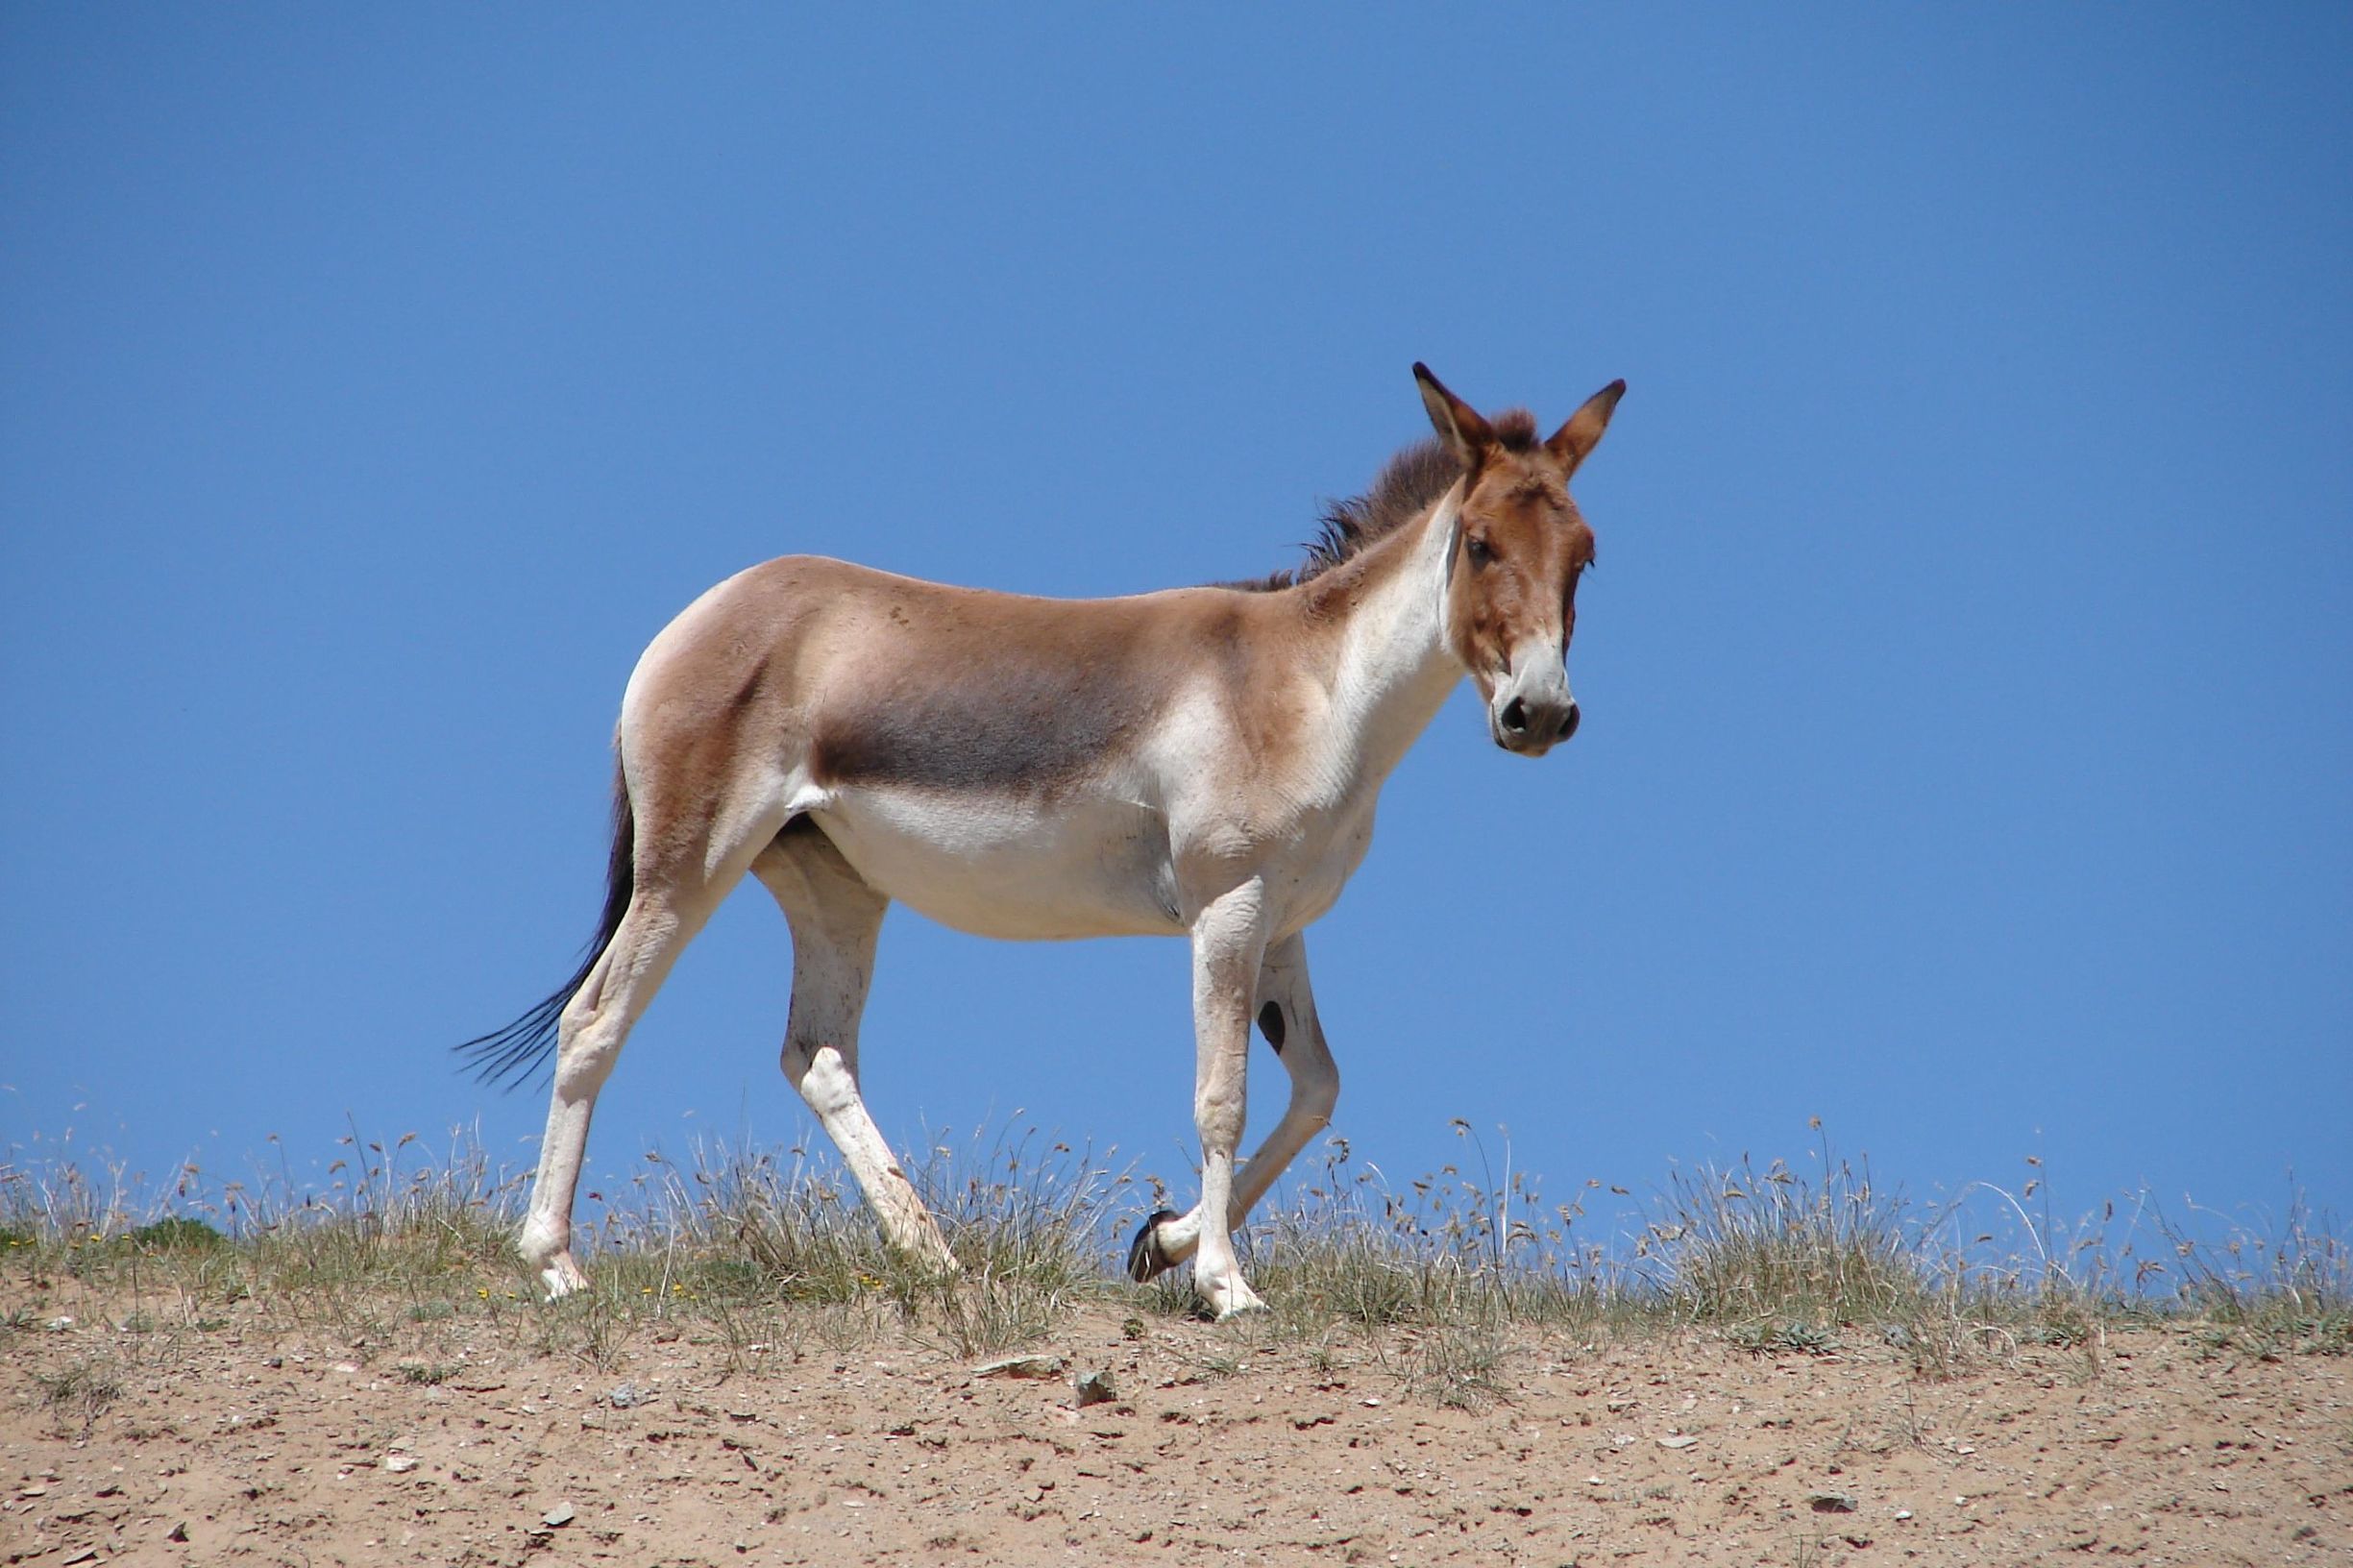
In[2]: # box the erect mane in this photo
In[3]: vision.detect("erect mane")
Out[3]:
[1232,409,1540,592]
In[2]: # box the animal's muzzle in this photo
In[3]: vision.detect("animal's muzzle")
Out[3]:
[1493,692,1580,754]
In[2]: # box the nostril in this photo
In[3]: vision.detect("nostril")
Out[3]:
[1558,702,1581,741]
[1500,697,1529,734]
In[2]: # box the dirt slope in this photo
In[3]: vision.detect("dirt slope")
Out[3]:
[5,1303,2348,1566]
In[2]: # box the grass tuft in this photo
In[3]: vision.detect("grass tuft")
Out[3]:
[34,1349,124,1438]
[2,1116,2342,1415]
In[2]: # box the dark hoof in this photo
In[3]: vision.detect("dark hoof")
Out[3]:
[1126,1209,1181,1283]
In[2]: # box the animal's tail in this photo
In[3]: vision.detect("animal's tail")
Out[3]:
[456,761,635,1090]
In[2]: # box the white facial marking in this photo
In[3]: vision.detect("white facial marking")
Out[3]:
[1489,636,1576,754]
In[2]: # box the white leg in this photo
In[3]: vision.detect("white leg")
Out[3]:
[753,827,956,1271]
[518,788,789,1299]
[1129,931,1338,1283]
[1231,933,1339,1215]
[519,892,708,1298]
[1178,882,1271,1319]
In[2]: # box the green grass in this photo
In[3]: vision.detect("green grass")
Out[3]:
[2,1118,2342,1402]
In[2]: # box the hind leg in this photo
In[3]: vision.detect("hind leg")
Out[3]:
[753,822,956,1271]
[520,805,786,1298]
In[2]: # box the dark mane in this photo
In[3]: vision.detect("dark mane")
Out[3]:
[1231,409,1539,592]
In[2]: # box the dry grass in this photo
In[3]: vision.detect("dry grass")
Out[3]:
[2,1118,2343,1408]
[29,1347,123,1438]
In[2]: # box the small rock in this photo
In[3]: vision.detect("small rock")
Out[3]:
[167,1522,189,1542]
[47,1316,74,1332]
[606,1382,641,1409]
[1657,1434,1697,1449]
[1808,1491,1860,1514]
[542,1502,576,1528]
[1073,1369,1117,1409]
[384,1456,418,1474]
[972,1354,1066,1380]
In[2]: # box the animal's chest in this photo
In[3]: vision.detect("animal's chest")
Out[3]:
[1255,796,1380,936]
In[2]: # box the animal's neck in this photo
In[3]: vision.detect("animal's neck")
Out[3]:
[1321,494,1464,786]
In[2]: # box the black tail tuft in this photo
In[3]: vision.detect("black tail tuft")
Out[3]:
[456,763,635,1092]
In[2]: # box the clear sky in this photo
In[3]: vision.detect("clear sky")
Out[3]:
[4,9,2347,1261]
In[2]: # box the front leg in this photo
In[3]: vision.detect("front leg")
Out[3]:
[1181,881,1271,1320]
[1128,932,1338,1283]
[1228,932,1337,1218]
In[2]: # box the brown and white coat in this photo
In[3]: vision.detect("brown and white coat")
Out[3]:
[464,365,1625,1318]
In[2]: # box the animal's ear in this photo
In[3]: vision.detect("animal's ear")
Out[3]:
[1414,362,1495,467]
[1545,380,1627,476]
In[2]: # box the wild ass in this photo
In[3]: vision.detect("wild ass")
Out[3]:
[462,365,1625,1319]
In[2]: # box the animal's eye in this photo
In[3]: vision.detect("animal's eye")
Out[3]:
[1465,536,1494,567]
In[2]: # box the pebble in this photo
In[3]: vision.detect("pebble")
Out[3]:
[972,1354,1066,1380]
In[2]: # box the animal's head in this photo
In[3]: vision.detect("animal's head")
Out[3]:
[1416,363,1624,756]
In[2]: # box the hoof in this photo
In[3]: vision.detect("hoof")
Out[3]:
[909,1246,962,1280]
[538,1255,589,1301]
[1126,1209,1181,1283]
[1204,1273,1270,1321]
[888,1227,962,1278]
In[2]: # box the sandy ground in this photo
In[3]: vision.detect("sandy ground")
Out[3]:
[4,1297,2348,1567]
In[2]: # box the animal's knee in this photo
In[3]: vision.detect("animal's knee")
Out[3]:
[1193,1092,1246,1151]
[551,1027,623,1097]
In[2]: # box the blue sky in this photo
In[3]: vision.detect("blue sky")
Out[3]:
[4,9,2347,1261]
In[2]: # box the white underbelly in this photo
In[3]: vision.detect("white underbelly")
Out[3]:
[812,788,1185,941]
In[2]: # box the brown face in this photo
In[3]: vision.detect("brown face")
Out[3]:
[1416,365,1624,756]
